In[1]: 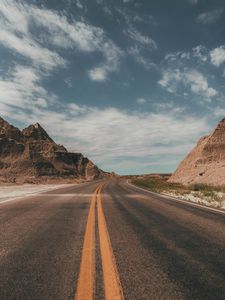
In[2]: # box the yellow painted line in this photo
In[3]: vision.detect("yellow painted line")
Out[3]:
[97,184,124,300]
[75,184,101,300]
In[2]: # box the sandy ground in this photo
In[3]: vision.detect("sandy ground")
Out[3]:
[0,184,73,203]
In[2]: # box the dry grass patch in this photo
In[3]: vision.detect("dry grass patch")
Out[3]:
[132,176,225,209]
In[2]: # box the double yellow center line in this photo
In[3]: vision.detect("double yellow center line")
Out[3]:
[75,183,124,300]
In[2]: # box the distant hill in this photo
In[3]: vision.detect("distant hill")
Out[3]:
[169,118,225,186]
[0,117,103,183]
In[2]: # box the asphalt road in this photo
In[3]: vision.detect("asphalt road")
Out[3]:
[1,179,225,300]
[0,180,101,300]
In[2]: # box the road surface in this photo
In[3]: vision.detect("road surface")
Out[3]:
[1,179,225,300]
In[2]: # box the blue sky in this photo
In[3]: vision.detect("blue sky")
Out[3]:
[0,0,225,174]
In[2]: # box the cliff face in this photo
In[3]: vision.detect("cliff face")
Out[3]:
[169,118,225,186]
[0,117,102,183]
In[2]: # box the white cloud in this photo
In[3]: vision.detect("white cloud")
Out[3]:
[0,62,209,167]
[159,68,217,100]
[76,0,83,9]
[88,43,122,80]
[0,1,29,34]
[0,28,65,71]
[126,28,157,50]
[29,6,122,79]
[0,62,210,173]
[213,107,225,117]
[128,46,156,70]
[192,45,208,62]
[186,70,217,98]
[164,51,190,63]
[0,2,66,71]
[0,1,216,174]
[0,65,55,110]
[137,98,146,104]
[1,100,209,170]
[164,46,209,65]
[158,69,182,93]
[210,46,225,66]
[0,1,122,78]
[88,67,107,81]
[64,78,73,88]
[197,9,224,24]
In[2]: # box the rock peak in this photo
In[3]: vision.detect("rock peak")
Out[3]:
[0,116,24,142]
[219,117,225,123]
[33,122,41,129]
[22,123,54,142]
[0,116,9,126]
[215,117,225,128]
[0,116,102,183]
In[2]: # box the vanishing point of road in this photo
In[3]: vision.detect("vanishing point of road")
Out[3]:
[1,179,225,300]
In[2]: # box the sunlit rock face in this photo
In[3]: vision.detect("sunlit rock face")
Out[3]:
[169,118,225,186]
[0,117,103,183]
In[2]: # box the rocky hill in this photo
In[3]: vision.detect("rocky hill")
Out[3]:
[0,117,103,183]
[169,118,225,186]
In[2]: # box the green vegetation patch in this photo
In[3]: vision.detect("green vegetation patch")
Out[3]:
[132,177,186,194]
[132,176,225,208]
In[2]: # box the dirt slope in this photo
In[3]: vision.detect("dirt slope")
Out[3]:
[169,118,225,185]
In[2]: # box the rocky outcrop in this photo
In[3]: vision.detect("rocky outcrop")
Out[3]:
[0,117,24,142]
[169,118,225,186]
[22,123,54,142]
[0,117,103,183]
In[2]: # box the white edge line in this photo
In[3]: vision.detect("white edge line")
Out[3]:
[127,180,225,216]
[0,195,36,205]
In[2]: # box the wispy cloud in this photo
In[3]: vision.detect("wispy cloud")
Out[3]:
[136,98,146,104]
[213,106,225,117]
[125,27,157,70]
[197,9,224,24]
[0,2,65,71]
[1,96,209,173]
[0,0,223,174]
[30,5,123,81]
[159,68,217,100]
[75,0,83,10]
[125,28,157,50]
[164,46,210,65]
[0,0,122,79]
[0,61,209,172]
[128,46,156,70]
[192,45,208,62]
[64,78,73,88]
[0,65,55,115]
[0,28,65,71]
[164,44,225,69]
